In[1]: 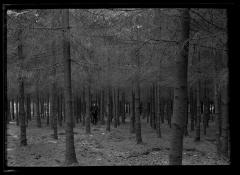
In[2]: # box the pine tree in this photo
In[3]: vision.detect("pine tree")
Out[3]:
[169,8,190,165]
[18,25,27,146]
[62,9,78,166]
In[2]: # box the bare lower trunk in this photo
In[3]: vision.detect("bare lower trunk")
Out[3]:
[7,99,10,124]
[85,85,91,134]
[169,8,189,165]
[18,27,27,146]
[156,85,161,138]
[11,99,14,121]
[62,9,78,165]
[130,89,135,133]
[113,89,117,128]
[121,92,126,124]
[16,97,19,126]
[135,77,142,144]
[35,84,41,128]
[101,90,105,125]
[195,82,201,141]
[220,75,229,158]
[214,82,221,155]
[106,86,111,132]
[51,40,58,139]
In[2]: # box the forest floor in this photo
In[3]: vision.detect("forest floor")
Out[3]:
[6,116,230,166]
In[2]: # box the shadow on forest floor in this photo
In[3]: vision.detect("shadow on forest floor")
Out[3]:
[6,118,230,166]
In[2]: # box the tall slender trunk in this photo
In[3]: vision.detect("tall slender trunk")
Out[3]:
[214,81,222,155]
[46,93,50,126]
[72,97,76,128]
[36,83,41,128]
[150,87,153,128]
[18,26,27,146]
[203,81,207,135]
[134,28,143,144]
[190,88,194,131]
[122,92,126,123]
[184,100,189,136]
[25,95,29,126]
[85,84,91,134]
[134,75,142,144]
[115,89,119,126]
[195,82,201,141]
[116,89,120,125]
[32,99,34,120]
[169,8,189,165]
[59,93,63,127]
[82,88,86,126]
[7,99,10,124]
[130,89,135,133]
[156,85,161,138]
[11,99,14,121]
[113,88,117,128]
[220,72,229,158]
[16,97,19,126]
[152,84,156,129]
[41,97,44,119]
[51,40,58,139]
[101,89,105,125]
[27,95,31,121]
[62,9,78,165]
[106,86,111,132]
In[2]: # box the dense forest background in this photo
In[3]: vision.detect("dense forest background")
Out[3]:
[5,8,229,166]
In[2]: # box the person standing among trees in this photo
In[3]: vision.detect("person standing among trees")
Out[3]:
[91,103,99,125]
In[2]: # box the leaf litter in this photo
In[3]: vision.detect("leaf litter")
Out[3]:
[6,118,229,166]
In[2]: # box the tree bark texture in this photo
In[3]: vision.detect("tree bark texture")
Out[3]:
[62,9,78,165]
[169,8,190,165]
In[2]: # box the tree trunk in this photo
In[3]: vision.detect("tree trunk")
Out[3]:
[116,89,120,125]
[184,101,189,136]
[101,89,105,125]
[51,39,58,139]
[134,29,143,144]
[134,75,142,144]
[27,95,31,121]
[16,97,19,126]
[11,99,14,121]
[220,73,229,158]
[85,85,91,134]
[113,88,117,128]
[150,87,153,128]
[195,83,201,141]
[62,9,78,165]
[122,92,126,124]
[79,96,82,124]
[214,82,222,155]
[41,97,44,119]
[59,93,63,127]
[82,88,86,126]
[46,93,50,126]
[203,82,207,135]
[190,88,195,131]
[169,8,189,165]
[7,99,10,124]
[152,84,156,129]
[106,86,111,132]
[32,99,34,120]
[25,95,29,126]
[18,26,27,146]
[156,85,161,138]
[36,84,41,128]
[130,89,135,133]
